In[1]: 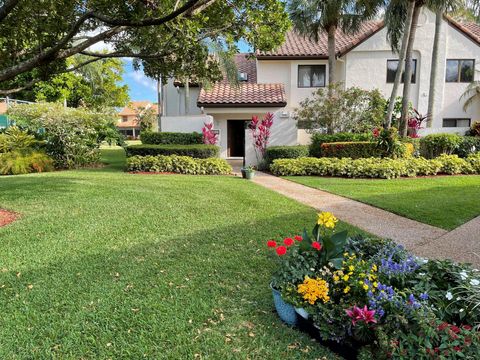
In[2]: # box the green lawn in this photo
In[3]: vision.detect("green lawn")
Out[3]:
[0,148,363,359]
[284,175,480,230]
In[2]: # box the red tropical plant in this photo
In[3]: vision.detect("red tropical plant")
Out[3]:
[202,122,218,145]
[248,112,274,163]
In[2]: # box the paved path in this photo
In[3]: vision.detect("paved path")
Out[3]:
[251,172,480,266]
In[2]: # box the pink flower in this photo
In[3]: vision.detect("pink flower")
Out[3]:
[345,306,364,326]
[267,240,277,248]
[360,305,377,324]
[283,238,294,247]
[345,305,376,326]
[294,235,303,242]
[276,246,287,256]
[312,241,322,251]
[372,128,380,138]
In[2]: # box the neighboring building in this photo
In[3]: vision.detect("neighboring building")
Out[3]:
[160,9,480,164]
[117,101,159,139]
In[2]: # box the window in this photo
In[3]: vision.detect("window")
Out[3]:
[442,118,471,127]
[122,116,128,122]
[445,60,475,82]
[298,65,326,88]
[386,59,417,83]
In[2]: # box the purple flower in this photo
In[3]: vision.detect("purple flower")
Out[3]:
[419,292,429,301]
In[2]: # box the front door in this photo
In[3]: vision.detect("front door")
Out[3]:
[227,120,245,157]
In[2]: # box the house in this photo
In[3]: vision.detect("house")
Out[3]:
[117,101,159,139]
[160,9,480,164]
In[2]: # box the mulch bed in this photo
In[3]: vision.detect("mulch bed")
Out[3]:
[0,209,19,227]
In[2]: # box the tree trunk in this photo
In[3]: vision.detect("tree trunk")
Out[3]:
[327,24,336,134]
[184,77,190,115]
[399,4,422,137]
[385,0,416,129]
[157,75,162,131]
[327,24,336,86]
[427,9,443,128]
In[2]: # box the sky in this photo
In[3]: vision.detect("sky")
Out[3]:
[119,40,252,102]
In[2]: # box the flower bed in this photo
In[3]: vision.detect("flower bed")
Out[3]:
[267,213,480,358]
[270,154,480,179]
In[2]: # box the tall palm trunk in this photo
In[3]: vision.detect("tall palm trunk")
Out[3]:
[327,24,337,86]
[327,24,336,134]
[385,0,416,128]
[399,4,422,137]
[427,9,443,127]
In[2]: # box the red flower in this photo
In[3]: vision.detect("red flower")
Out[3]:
[453,346,462,352]
[437,322,449,331]
[294,235,303,242]
[276,246,287,256]
[373,128,380,138]
[267,240,277,248]
[312,241,322,251]
[462,325,472,331]
[450,325,461,334]
[283,237,294,247]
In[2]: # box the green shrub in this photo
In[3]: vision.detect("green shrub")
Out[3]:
[436,154,473,175]
[8,103,122,169]
[140,131,203,145]
[0,151,54,175]
[126,155,232,175]
[420,133,463,158]
[454,136,480,158]
[125,144,219,158]
[270,156,479,179]
[310,133,373,157]
[265,145,309,165]
[467,153,480,173]
[320,141,381,159]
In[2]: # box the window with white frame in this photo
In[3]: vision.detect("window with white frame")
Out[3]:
[298,65,326,88]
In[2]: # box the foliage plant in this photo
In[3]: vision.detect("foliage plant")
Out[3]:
[320,141,382,159]
[407,108,426,138]
[455,136,480,158]
[125,144,220,159]
[373,127,406,158]
[469,121,480,137]
[202,122,218,145]
[266,215,480,357]
[134,105,157,132]
[420,133,463,159]
[248,112,274,166]
[270,155,478,178]
[294,84,386,134]
[8,103,122,169]
[140,131,202,145]
[126,155,232,175]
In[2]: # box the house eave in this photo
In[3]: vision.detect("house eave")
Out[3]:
[197,102,287,108]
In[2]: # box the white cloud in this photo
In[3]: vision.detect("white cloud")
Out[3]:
[127,71,157,92]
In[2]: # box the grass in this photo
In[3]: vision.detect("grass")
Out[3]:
[284,175,480,230]
[0,148,368,359]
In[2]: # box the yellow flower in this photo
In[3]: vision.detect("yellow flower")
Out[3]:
[359,273,366,278]
[333,275,340,282]
[371,264,378,272]
[348,265,355,272]
[342,275,349,282]
[297,276,330,305]
[317,212,338,229]
[373,282,378,288]
[343,286,351,294]
[363,284,369,291]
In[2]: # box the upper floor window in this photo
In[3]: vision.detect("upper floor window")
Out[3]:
[445,59,474,83]
[386,59,417,83]
[122,116,128,122]
[442,118,471,128]
[298,65,326,88]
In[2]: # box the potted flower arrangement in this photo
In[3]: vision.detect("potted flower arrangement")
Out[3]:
[266,213,480,359]
[241,165,256,180]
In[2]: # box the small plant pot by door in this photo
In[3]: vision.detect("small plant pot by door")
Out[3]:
[270,283,297,326]
[241,168,255,180]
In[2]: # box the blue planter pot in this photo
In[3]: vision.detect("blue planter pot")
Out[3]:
[270,283,298,326]
[295,307,309,320]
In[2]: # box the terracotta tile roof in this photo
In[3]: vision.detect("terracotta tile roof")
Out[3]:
[197,54,286,107]
[117,120,140,128]
[0,102,7,114]
[445,16,480,45]
[118,101,159,116]
[257,21,384,59]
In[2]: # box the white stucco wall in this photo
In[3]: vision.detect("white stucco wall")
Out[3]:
[161,115,212,133]
[164,79,202,116]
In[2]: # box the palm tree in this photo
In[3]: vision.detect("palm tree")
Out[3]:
[462,77,480,111]
[289,0,381,86]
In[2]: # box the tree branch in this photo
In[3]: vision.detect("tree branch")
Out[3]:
[0,0,20,22]
[0,79,40,95]
[80,50,170,59]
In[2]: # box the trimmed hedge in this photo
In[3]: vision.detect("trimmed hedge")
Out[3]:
[455,136,480,158]
[310,132,373,157]
[265,145,309,165]
[270,154,478,179]
[420,133,463,158]
[140,131,203,145]
[125,144,219,158]
[126,155,232,175]
[320,141,381,159]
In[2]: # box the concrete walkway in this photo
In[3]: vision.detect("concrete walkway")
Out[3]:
[251,171,480,266]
